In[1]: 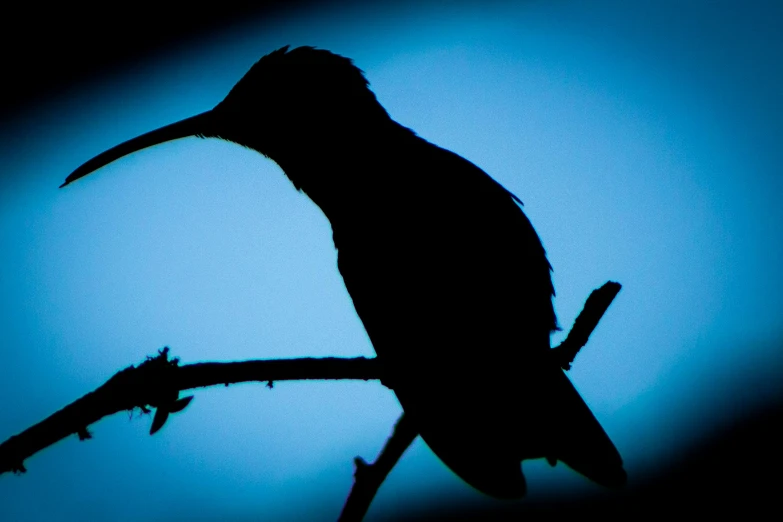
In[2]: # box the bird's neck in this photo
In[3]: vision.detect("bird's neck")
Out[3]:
[271,120,418,228]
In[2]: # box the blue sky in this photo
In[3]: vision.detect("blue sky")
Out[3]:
[1,1,782,520]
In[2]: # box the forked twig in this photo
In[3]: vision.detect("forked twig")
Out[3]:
[338,413,417,522]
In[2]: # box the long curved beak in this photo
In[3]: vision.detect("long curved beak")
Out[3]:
[60,111,215,188]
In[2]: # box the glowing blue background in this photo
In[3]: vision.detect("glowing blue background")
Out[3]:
[1,1,781,519]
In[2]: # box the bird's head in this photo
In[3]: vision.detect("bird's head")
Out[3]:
[61,46,388,187]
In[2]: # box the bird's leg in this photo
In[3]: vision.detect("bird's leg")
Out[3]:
[338,412,418,522]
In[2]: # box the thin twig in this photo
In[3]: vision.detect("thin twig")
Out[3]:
[338,413,417,522]
[551,281,622,370]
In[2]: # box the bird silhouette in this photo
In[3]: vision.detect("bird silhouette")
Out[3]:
[61,46,626,498]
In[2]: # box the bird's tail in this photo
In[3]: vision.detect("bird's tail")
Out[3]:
[552,371,627,489]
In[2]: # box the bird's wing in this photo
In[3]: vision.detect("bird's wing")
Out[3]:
[336,134,557,363]
[334,134,572,498]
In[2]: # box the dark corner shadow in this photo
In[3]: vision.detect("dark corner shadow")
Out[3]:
[0,1,327,120]
[387,400,783,521]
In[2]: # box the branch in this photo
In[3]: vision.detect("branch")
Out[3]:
[0,280,622,522]
[551,281,622,370]
[338,413,417,522]
[0,353,382,475]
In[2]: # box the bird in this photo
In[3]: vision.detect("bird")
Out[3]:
[61,45,626,498]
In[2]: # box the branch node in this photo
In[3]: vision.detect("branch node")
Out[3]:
[353,456,369,477]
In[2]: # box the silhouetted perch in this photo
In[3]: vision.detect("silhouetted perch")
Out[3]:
[552,281,622,370]
[0,353,382,476]
[0,280,620,522]
[339,413,417,522]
